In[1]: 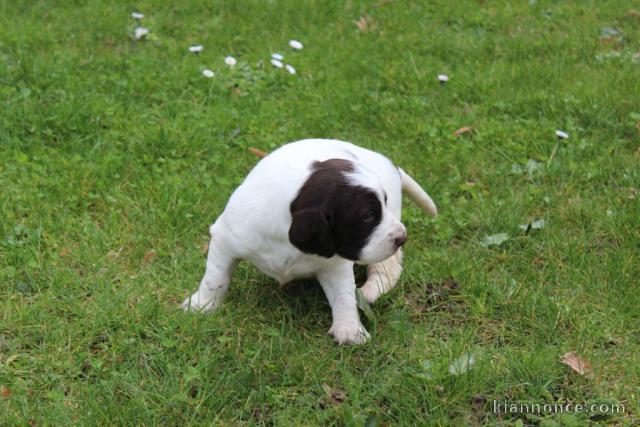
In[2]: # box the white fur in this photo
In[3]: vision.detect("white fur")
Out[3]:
[181,139,436,345]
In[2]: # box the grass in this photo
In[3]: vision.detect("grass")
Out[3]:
[1,0,639,425]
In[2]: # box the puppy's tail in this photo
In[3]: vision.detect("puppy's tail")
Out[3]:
[399,168,438,217]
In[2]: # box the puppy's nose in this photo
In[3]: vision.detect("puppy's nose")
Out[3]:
[394,233,407,247]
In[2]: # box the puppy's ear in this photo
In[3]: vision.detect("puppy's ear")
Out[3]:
[288,208,335,258]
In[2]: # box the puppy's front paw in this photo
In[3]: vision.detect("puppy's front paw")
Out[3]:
[180,292,220,313]
[329,322,370,345]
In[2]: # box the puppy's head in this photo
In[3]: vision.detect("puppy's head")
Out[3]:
[289,158,406,263]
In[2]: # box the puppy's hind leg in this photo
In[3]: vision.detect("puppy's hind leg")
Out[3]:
[181,235,238,313]
[360,248,403,304]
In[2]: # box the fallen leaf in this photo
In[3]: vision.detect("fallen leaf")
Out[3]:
[480,233,509,248]
[59,247,70,257]
[560,351,592,375]
[627,9,640,18]
[453,126,473,137]
[1,386,10,398]
[519,218,545,233]
[143,250,156,263]
[322,383,346,405]
[448,352,476,375]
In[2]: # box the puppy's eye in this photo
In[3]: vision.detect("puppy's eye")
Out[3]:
[362,213,375,223]
[384,193,388,205]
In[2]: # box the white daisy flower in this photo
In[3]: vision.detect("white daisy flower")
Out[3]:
[224,56,237,67]
[438,74,449,83]
[271,53,284,61]
[134,27,149,40]
[202,69,214,78]
[131,12,144,20]
[189,45,204,53]
[285,64,296,74]
[289,40,303,50]
[555,130,569,139]
[270,59,284,68]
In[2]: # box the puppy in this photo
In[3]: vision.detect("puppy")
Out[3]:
[181,139,437,344]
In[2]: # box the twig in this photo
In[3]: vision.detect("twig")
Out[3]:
[248,147,268,158]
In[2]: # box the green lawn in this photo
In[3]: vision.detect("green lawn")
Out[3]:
[1,0,639,425]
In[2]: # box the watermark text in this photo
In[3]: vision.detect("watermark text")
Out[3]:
[493,400,625,416]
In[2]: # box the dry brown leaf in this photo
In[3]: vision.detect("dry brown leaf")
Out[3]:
[560,351,592,375]
[59,247,70,257]
[356,15,376,32]
[627,9,640,18]
[453,126,473,137]
[143,250,157,263]
[1,386,10,399]
[248,147,268,158]
[321,383,346,405]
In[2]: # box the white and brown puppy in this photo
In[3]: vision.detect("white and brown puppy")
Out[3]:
[181,139,437,344]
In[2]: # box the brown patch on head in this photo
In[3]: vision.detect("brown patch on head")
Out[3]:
[288,158,383,260]
[290,159,356,215]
